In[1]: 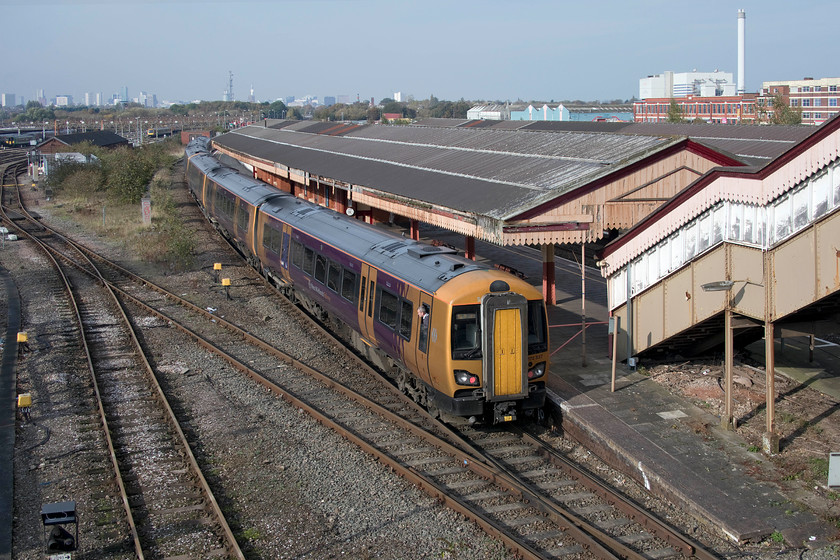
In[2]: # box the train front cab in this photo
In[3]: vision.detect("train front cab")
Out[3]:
[430,273,548,424]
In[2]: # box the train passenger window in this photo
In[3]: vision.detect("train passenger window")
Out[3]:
[527,300,548,354]
[451,304,482,360]
[327,261,340,292]
[341,269,357,303]
[263,225,281,254]
[291,240,303,269]
[359,276,367,311]
[236,205,248,232]
[398,300,413,340]
[215,190,234,218]
[303,247,315,276]
[367,281,375,317]
[314,254,327,284]
[378,289,399,330]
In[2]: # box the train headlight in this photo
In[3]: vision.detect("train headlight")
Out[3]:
[454,370,480,387]
[527,362,546,380]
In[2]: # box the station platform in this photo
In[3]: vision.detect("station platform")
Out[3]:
[419,226,833,547]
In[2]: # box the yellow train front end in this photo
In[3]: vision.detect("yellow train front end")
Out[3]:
[429,271,549,424]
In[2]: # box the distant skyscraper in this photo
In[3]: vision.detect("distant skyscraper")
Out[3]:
[55,95,73,107]
[1,93,16,107]
[324,96,336,107]
[37,89,46,105]
[393,92,401,102]
[121,86,128,102]
[249,84,255,103]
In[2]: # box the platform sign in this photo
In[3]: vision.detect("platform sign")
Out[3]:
[830,453,840,489]
[141,196,152,226]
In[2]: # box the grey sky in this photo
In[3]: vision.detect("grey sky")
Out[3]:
[2,0,835,105]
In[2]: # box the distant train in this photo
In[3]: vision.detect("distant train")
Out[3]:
[147,126,181,138]
[184,138,549,424]
[1,133,37,148]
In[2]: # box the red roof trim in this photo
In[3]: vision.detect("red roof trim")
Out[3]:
[598,114,840,260]
[512,138,742,222]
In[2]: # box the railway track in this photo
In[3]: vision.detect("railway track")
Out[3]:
[4,163,720,559]
[1,164,244,559]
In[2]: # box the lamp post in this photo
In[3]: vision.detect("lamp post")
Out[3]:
[701,274,776,453]
[701,280,737,430]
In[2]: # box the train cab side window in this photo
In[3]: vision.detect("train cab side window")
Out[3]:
[341,269,357,303]
[527,300,548,354]
[378,289,399,331]
[314,254,327,284]
[303,247,315,276]
[327,260,340,292]
[418,304,430,353]
[398,300,413,340]
[291,240,303,268]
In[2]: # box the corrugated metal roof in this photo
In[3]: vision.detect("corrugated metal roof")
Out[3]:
[413,119,817,167]
[214,124,671,221]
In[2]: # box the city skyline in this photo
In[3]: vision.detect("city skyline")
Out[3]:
[1,0,836,106]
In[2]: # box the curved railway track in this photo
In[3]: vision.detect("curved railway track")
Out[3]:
[3,159,720,559]
[1,159,244,559]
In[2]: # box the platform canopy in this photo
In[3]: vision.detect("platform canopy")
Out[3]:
[211,120,751,247]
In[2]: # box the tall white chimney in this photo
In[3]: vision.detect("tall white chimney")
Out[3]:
[737,9,746,95]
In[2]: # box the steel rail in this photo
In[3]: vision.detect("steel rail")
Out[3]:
[3,182,245,560]
[9,171,716,559]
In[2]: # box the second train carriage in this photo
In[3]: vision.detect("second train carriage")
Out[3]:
[185,139,549,424]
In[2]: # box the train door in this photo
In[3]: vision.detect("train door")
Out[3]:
[481,292,528,401]
[413,293,433,383]
[358,264,378,345]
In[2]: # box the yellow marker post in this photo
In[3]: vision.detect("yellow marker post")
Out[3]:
[18,393,31,421]
[222,277,231,299]
[213,262,222,282]
[17,332,30,358]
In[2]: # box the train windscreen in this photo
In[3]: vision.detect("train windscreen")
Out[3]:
[527,300,548,354]
[451,305,482,360]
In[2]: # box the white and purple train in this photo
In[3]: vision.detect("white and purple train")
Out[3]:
[185,138,549,424]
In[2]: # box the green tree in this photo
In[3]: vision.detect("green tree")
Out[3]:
[770,94,802,125]
[667,99,685,123]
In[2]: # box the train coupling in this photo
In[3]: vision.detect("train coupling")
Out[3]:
[492,402,518,424]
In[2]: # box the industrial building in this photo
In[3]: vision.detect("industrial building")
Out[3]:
[639,70,736,99]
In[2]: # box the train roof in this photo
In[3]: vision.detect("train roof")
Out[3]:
[186,139,500,295]
[261,197,489,294]
[189,149,283,207]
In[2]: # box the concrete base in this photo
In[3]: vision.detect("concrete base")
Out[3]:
[762,431,780,455]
